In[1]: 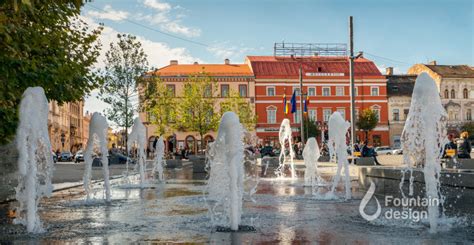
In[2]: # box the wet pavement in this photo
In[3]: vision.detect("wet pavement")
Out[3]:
[1,164,473,244]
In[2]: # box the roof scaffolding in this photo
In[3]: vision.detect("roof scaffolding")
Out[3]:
[273,42,347,57]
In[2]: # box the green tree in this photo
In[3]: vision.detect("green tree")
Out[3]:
[177,73,220,152]
[99,34,148,152]
[0,0,103,144]
[220,90,257,131]
[302,117,321,141]
[356,109,379,143]
[140,75,177,136]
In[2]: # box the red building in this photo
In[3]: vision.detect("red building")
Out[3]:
[245,56,389,146]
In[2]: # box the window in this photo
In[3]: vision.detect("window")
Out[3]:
[337,108,346,119]
[403,109,409,119]
[336,86,344,96]
[293,87,301,96]
[204,84,212,97]
[166,84,176,97]
[467,109,472,121]
[309,109,317,121]
[308,87,316,96]
[393,109,400,121]
[451,89,455,99]
[294,110,301,123]
[323,109,332,121]
[221,84,229,97]
[239,84,247,97]
[444,89,449,99]
[355,108,360,120]
[354,87,358,96]
[371,87,379,96]
[267,106,276,124]
[267,87,275,96]
[463,88,469,99]
[372,106,381,122]
[322,87,330,96]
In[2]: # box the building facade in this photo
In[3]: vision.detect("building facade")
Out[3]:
[246,56,390,146]
[47,100,84,154]
[407,62,474,135]
[140,59,255,154]
[386,70,416,148]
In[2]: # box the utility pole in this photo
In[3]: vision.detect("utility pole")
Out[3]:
[299,64,305,145]
[349,16,356,163]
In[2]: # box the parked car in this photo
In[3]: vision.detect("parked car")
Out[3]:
[374,147,393,155]
[59,151,73,161]
[391,148,403,155]
[74,150,84,163]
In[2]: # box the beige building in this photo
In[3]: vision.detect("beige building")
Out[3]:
[408,62,474,135]
[140,59,255,154]
[47,100,84,154]
[82,111,92,148]
[386,68,416,148]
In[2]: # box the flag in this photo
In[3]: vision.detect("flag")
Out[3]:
[304,97,309,114]
[283,94,288,115]
[290,91,297,113]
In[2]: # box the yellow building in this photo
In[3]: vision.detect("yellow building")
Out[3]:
[47,100,85,154]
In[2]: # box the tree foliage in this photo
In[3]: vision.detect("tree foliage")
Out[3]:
[0,0,103,144]
[99,34,148,132]
[302,117,321,140]
[140,75,177,136]
[220,90,257,131]
[176,73,220,148]
[356,109,379,142]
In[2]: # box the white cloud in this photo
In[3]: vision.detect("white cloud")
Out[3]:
[207,42,255,62]
[137,0,201,38]
[376,64,404,75]
[86,5,129,21]
[143,0,171,11]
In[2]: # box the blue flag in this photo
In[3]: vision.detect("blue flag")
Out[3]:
[290,91,297,113]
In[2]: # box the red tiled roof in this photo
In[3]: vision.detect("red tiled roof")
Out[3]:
[246,56,383,79]
[149,64,253,77]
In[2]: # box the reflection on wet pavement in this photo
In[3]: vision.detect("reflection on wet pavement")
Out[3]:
[0,165,473,243]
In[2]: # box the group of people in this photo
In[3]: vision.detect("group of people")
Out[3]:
[444,131,472,159]
[354,141,382,165]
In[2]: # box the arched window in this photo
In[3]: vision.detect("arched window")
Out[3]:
[451,89,456,99]
[463,88,469,99]
[444,89,449,99]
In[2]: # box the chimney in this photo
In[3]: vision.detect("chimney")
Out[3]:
[170,60,178,65]
[224,58,230,65]
[386,67,393,75]
[193,61,199,65]
[429,60,437,65]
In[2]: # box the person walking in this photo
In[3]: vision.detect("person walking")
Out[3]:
[457,131,472,159]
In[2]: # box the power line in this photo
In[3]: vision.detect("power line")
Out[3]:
[364,52,410,65]
[84,4,210,48]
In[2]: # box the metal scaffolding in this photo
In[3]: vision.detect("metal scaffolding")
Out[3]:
[273,42,347,57]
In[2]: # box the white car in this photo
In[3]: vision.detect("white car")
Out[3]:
[391,148,403,155]
[374,146,392,155]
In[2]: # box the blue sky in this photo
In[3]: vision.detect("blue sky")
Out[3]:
[82,0,473,115]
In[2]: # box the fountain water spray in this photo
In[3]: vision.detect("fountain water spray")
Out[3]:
[14,87,54,233]
[128,117,147,187]
[303,137,321,191]
[327,112,351,199]
[83,113,111,202]
[400,72,447,233]
[152,136,165,181]
[276,119,296,178]
[206,112,244,231]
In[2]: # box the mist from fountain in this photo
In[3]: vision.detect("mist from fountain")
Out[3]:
[276,118,296,178]
[326,112,351,200]
[400,72,448,233]
[206,112,244,231]
[83,113,111,203]
[128,117,147,188]
[303,137,321,193]
[14,87,55,233]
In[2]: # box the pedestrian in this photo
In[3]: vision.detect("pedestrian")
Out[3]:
[443,134,457,158]
[457,131,472,159]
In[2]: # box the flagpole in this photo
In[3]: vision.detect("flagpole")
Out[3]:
[299,64,305,146]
